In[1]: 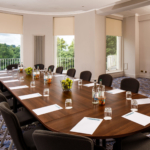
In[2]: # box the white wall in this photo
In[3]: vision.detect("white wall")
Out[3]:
[74,11,106,80]
[123,16,137,78]
[23,14,53,68]
[139,15,150,78]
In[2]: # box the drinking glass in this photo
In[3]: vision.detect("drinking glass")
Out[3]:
[131,99,138,112]
[43,88,49,97]
[19,76,24,82]
[78,79,82,86]
[104,107,112,120]
[12,67,15,71]
[65,99,73,109]
[13,72,18,79]
[126,91,132,100]
[30,81,35,88]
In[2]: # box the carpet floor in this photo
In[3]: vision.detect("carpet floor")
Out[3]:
[0,76,150,150]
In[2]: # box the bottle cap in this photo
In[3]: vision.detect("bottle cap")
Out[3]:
[100,79,102,81]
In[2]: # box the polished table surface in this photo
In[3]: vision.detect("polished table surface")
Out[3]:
[0,71,149,139]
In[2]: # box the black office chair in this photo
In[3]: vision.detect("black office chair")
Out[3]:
[48,65,55,72]
[120,78,139,93]
[0,102,45,150]
[113,133,150,150]
[33,130,105,150]
[56,67,63,74]
[7,64,18,70]
[98,74,113,87]
[67,69,76,77]
[0,92,21,109]
[34,64,44,70]
[80,71,92,81]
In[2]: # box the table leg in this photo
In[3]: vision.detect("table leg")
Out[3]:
[102,139,106,148]
[13,97,17,113]
[96,139,100,146]
[115,138,122,150]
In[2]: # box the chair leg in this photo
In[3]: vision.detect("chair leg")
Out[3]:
[8,140,13,150]
[102,139,106,148]
[0,120,4,131]
[0,128,8,147]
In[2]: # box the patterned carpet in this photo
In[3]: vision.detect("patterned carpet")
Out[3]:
[0,76,150,150]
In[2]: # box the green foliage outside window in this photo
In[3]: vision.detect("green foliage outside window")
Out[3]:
[57,37,74,70]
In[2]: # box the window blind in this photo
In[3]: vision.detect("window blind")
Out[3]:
[0,13,23,34]
[53,17,74,35]
[106,18,122,37]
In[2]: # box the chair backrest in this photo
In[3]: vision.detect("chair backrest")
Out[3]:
[121,78,140,93]
[0,102,28,150]
[67,69,76,77]
[0,93,7,103]
[80,71,92,81]
[34,64,44,70]
[7,64,18,70]
[98,74,113,87]
[48,65,55,72]
[56,67,63,74]
[33,130,94,150]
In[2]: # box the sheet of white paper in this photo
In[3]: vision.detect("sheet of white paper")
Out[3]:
[0,76,13,79]
[83,83,99,87]
[73,79,80,81]
[54,75,65,77]
[0,71,7,73]
[18,93,42,100]
[0,73,7,75]
[70,117,103,135]
[106,89,125,94]
[3,80,19,83]
[122,112,150,126]
[33,104,63,115]
[135,98,150,105]
[9,85,29,90]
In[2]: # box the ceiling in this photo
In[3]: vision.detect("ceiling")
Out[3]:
[115,5,150,17]
[0,0,129,14]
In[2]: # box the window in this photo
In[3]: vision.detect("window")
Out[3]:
[106,36,121,71]
[106,18,122,72]
[56,36,74,71]
[0,33,21,70]
[53,17,74,72]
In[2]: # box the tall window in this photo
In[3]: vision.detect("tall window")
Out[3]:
[0,33,21,70]
[106,18,122,71]
[56,36,74,71]
[106,36,121,71]
[54,17,74,72]
[0,13,23,70]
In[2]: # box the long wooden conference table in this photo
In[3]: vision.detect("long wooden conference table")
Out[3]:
[0,71,149,150]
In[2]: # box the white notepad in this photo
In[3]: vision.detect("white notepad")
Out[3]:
[0,73,7,75]
[70,117,103,135]
[135,98,150,105]
[18,93,42,100]
[33,104,63,115]
[9,85,29,90]
[83,83,99,87]
[122,112,150,126]
[106,89,125,94]
[73,79,80,81]
[54,75,65,77]
[0,71,7,73]
[3,79,19,83]
[0,76,13,79]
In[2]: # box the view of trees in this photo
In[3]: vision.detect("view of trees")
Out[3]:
[106,36,117,57]
[0,43,20,58]
[57,37,74,70]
